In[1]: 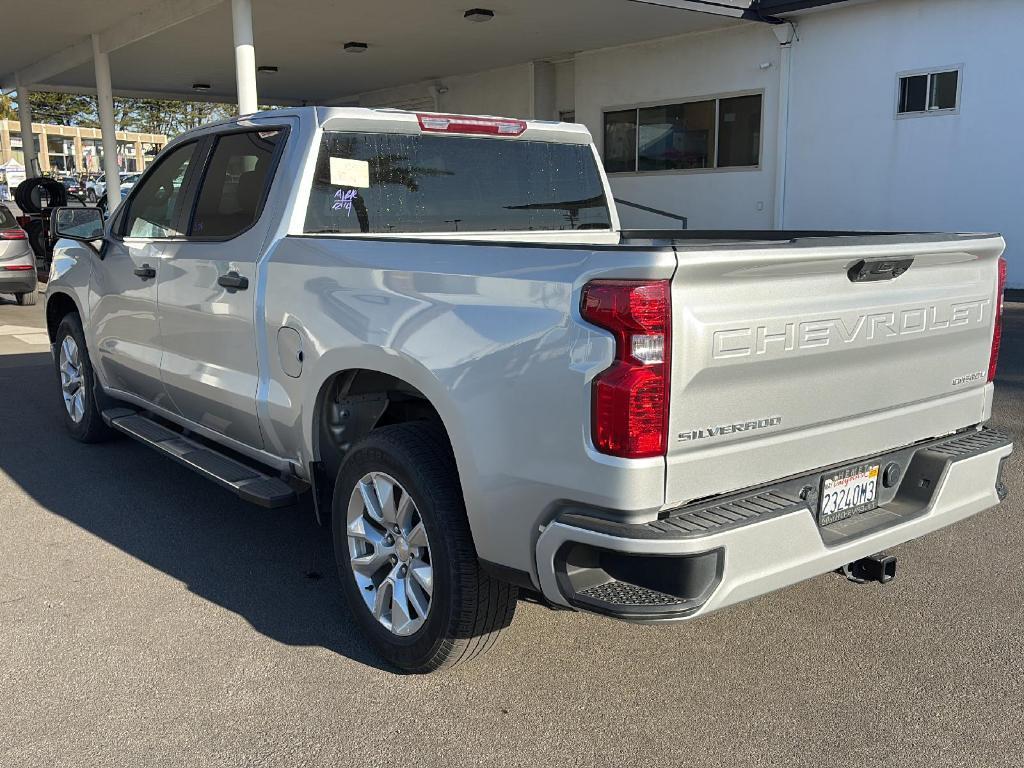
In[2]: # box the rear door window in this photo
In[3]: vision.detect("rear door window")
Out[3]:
[304,132,611,235]
[189,129,284,239]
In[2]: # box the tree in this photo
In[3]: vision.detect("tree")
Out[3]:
[26,92,98,126]
[108,97,234,136]
[12,90,271,139]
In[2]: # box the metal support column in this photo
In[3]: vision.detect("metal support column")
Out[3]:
[231,0,258,115]
[92,34,123,212]
[15,76,39,176]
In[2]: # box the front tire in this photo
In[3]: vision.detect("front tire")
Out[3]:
[332,423,517,673]
[54,313,112,443]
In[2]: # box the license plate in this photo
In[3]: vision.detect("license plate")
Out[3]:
[818,463,879,526]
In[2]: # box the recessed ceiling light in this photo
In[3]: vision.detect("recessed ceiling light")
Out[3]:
[343,41,369,53]
[192,82,211,91]
[464,8,495,22]
[257,65,279,73]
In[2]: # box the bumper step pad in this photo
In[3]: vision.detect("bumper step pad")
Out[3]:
[102,408,297,508]
[577,580,683,608]
[652,490,803,538]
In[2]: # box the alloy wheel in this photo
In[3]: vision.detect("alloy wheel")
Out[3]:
[346,472,433,636]
[59,335,86,424]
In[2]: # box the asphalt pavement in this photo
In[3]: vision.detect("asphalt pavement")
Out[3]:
[1,290,1022,767]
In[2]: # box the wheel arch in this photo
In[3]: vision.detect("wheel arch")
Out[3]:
[45,290,82,343]
[308,364,466,526]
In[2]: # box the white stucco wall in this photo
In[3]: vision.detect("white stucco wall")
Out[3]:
[439,64,534,118]
[784,0,1024,286]
[358,64,534,119]
[573,23,782,229]
[554,60,575,118]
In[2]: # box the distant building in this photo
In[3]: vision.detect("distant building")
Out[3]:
[0,119,167,175]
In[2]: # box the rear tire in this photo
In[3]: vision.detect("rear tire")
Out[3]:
[16,291,37,306]
[53,313,112,443]
[332,423,517,673]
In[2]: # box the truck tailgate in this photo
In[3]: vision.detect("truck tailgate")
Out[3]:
[665,233,1005,507]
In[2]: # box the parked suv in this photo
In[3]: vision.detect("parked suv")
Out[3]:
[0,203,36,305]
[44,107,1013,672]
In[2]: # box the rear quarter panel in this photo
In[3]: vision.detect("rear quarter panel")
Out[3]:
[259,236,675,574]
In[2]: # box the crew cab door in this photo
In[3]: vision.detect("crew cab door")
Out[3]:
[90,141,199,407]
[155,126,288,450]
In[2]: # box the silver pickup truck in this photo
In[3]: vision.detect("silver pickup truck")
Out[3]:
[44,107,1012,673]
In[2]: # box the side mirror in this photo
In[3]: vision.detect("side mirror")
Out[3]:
[52,206,105,242]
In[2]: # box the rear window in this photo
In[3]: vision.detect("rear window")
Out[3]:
[0,205,17,229]
[304,132,611,235]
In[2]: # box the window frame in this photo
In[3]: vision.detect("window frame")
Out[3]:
[895,65,963,119]
[113,138,205,243]
[183,124,291,243]
[601,89,764,176]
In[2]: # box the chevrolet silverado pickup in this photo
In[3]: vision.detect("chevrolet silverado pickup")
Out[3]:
[44,107,1012,672]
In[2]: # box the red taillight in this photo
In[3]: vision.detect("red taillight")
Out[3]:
[581,280,671,459]
[989,256,1007,382]
[417,113,527,137]
[0,228,28,240]
[1,264,34,271]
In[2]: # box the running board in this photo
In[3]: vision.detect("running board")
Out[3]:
[102,408,298,508]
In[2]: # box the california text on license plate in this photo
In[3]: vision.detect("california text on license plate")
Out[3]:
[818,463,880,526]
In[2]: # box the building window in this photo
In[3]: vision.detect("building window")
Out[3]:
[47,135,76,172]
[603,93,762,174]
[897,67,961,116]
[9,131,41,166]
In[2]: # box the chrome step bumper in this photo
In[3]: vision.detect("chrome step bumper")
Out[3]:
[535,427,1013,621]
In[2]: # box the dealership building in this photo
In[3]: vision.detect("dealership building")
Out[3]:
[1,0,1021,286]
[0,119,166,179]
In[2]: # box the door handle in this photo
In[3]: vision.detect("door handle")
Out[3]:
[217,271,249,291]
[133,264,156,280]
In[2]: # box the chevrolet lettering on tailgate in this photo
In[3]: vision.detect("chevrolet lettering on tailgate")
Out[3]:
[712,298,991,360]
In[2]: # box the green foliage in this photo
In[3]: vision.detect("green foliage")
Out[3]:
[116,99,236,136]
[12,90,240,138]
[27,92,99,126]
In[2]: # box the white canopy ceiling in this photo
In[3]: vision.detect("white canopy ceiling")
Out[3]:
[1,0,746,104]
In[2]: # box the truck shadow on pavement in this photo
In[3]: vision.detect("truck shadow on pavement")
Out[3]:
[2,305,1021,676]
[0,351,392,671]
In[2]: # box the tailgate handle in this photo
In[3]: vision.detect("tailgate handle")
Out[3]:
[848,258,914,283]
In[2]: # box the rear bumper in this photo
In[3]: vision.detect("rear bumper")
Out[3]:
[0,270,37,294]
[535,427,1013,622]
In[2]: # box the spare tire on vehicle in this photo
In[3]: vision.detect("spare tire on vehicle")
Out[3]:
[14,177,68,214]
